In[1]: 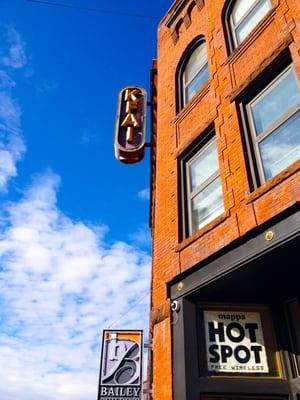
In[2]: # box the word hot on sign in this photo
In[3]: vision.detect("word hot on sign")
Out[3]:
[204,311,269,374]
[98,330,143,400]
[114,86,147,164]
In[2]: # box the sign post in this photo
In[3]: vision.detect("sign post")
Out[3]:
[98,330,143,400]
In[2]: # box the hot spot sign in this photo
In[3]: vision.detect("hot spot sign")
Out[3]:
[204,310,269,374]
[98,330,143,400]
[114,86,147,164]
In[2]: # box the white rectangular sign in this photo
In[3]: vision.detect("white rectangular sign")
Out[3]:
[204,310,269,373]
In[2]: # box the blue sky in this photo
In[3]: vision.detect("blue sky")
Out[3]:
[0,1,170,398]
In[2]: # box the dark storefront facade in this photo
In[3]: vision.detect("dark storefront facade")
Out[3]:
[170,211,300,400]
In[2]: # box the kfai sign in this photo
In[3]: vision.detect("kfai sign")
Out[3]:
[204,310,269,373]
[98,330,143,400]
[114,86,147,164]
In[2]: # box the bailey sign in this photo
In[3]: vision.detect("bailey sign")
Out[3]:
[204,310,269,373]
[98,330,143,400]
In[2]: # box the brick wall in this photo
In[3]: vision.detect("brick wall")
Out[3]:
[150,1,300,399]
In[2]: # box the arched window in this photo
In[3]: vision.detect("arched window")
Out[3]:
[179,39,209,109]
[229,0,272,47]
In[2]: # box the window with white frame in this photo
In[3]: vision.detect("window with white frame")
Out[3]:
[230,0,272,47]
[246,65,300,183]
[180,40,209,109]
[182,134,224,237]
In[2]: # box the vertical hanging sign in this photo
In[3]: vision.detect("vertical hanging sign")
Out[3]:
[98,330,143,400]
[114,86,147,164]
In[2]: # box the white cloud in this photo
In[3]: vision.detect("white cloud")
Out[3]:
[0,27,26,192]
[0,90,25,192]
[0,172,151,400]
[138,187,150,201]
[0,148,17,188]
[1,26,27,69]
[0,71,16,89]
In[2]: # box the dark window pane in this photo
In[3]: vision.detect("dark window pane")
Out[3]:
[287,300,300,376]
[259,110,300,180]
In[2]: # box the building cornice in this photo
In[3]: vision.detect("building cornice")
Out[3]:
[164,0,188,28]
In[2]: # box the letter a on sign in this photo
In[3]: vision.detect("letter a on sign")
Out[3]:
[114,86,147,164]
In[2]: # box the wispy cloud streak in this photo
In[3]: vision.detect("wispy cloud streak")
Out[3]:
[0,26,27,69]
[138,187,150,201]
[0,26,26,192]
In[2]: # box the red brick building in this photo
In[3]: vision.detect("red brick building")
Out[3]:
[149,1,300,400]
